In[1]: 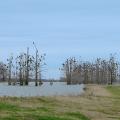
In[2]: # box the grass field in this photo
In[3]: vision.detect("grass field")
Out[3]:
[0,85,120,120]
[107,85,120,97]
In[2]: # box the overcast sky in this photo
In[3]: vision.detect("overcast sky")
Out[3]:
[0,0,120,79]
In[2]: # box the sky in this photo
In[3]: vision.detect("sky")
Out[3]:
[0,0,120,79]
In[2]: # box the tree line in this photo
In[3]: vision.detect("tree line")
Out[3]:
[0,43,46,86]
[1,47,120,86]
[61,54,120,85]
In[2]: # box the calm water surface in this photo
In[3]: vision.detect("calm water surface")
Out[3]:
[0,82,84,97]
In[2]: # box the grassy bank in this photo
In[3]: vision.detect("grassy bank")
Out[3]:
[0,85,120,120]
[0,97,90,120]
[107,85,120,97]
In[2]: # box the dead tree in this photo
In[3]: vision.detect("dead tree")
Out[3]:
[7,55,13,85]
[16,51,32,86]
[25,47,29,85]
[38,54,46,85]
[61,57,77,85]
[33,42,39,86]
[16,54,24,86]
[0,62,7,81]
[108,54,118,85]
[33,42,46,86]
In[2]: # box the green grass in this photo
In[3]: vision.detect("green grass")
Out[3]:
[66,113,90,120]
[107,85,120,97]
[0,97,89,120]
[0,103,17,111]
[106,85,120,120]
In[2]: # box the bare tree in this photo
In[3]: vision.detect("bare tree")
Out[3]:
[7,55,13,85]
[33,42,46,86]
[61,57,77,85]
[0,62,7,81]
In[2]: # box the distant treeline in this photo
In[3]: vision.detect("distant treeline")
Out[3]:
[60,54,120,85]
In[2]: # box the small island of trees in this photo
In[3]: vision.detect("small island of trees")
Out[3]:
[60,54,120,85]
[0,42,46,86]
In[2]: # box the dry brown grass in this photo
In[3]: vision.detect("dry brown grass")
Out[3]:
[54,85,120,120]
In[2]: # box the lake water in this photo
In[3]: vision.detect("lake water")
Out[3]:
[0,82,84,97]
